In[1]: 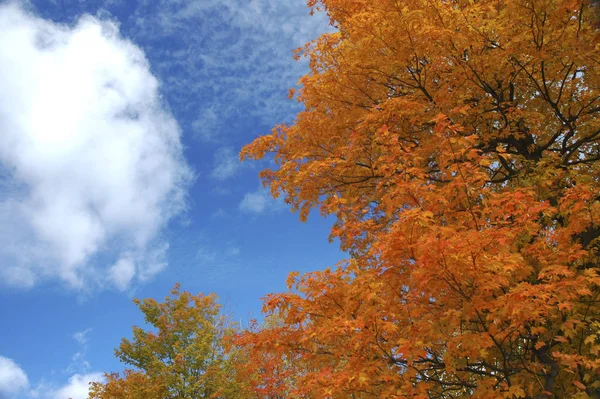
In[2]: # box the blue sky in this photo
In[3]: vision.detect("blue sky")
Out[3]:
[0,1,340,397]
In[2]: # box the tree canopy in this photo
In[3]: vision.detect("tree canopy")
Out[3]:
[240,0,600,398]
[89,284,249,399]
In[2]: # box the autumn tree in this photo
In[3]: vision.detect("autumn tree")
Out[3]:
[240,0,600,398]
[89,284,251,399]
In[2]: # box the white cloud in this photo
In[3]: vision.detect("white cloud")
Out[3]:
[0,3,192,290]
[239,191,269,214]
[0,355,28,398]
[239,186,285,214]
[108,257,136,292]
[210,147,241,181]
[49,373,104,399]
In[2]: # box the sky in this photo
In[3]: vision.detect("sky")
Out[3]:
[0,1,341,397]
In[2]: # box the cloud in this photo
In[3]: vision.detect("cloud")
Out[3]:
[190,106,220,143]
[108,257,136,292]
[196,245,240,265]
[210,147,241,181]
[0,3,192,290]
[73,329,91,347]
[65,352,90,376]
[194,242,242,281]
[26,330,102,399]
[66,329,92,374]
[107,0,333,142]
[0,355,28,398]
[210,208,228,219]
[239,191,270,214]
[239,186,285,214]
[49,373,104,399]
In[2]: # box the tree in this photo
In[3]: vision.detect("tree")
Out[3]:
[89,284,251,399]
[240,0,600,397]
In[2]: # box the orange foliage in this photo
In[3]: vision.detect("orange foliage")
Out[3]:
[240,0,600,397]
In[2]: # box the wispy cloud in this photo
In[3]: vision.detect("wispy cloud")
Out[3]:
[210,147,242,181]
[0,3,192,291]
[186,231,245,281]
[106,0,332,142]
[73,329,91,347]
[196,245,240,265]
[239,186,286,214]
[66,329,92,374]
[210,208,229,219]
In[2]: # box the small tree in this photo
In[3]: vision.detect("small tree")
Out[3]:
[89,284,249,399]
